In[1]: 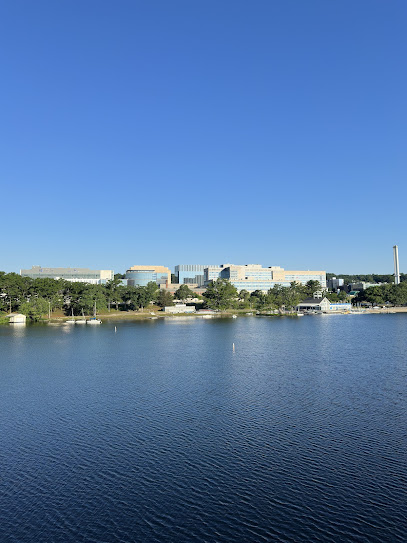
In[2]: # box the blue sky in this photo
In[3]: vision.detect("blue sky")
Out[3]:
[1,1,406,274]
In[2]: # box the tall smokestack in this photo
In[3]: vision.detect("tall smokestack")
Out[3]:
[393,245,400,285]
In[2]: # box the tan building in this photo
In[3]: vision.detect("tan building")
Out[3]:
[126,265,171,287]
[204,264,326,293]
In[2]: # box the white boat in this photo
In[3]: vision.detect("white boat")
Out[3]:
[76,311,86,324]
[66,308,75,323]
[297,312,304,317]
[87,318,102,325]
[232,314,237,318]
[86,302,102,324]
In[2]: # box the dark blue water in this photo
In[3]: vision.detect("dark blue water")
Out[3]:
[1,315,406,542]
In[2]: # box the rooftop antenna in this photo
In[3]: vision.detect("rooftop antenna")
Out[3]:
[393,245,400,285]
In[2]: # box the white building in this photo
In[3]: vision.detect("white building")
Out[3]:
[296,297,331,312]
[163,304,196,314]
[7,313,27,324]
[20,266,114,284]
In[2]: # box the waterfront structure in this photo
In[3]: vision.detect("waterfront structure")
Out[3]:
[163,304,196,314]
[296,297,331,312]
[7,313,27,324]
[393,245,400,285]
[329,302,352,312]
[20,266,114,284]
[126,265,171,287]
[175,265,215,287]
[204,264,326,293]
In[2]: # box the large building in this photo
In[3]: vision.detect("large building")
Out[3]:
[20,266,114,284]
[204,264,326,293]
[126,265,171,287]
[175,264,216,287]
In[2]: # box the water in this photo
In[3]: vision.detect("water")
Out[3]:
[0,315,406,542]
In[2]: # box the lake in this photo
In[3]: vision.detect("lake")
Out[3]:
[0,314,406,542]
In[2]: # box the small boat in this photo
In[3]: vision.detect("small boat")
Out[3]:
[87,318,102,325]
[87,302,102,324]
[232,314,237,319]
[66,308,75,323]
[76,311,87,324]
[297,312,304,317]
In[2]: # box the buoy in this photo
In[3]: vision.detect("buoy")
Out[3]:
[232,343,235,352]
[114,326,117,333]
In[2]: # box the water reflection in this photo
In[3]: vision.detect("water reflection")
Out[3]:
[9,322,27,337]
[0,315,406,543]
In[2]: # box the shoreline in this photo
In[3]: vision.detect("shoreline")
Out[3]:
[3,307,407,326]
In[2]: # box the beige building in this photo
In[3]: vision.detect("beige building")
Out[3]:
[204,264,326,293]
[126,265,171,287]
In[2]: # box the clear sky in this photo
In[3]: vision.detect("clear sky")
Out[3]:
[1,0,406,275]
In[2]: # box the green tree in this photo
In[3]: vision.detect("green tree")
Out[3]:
[105,276,123,311]
[337,290,349,302]
[20,297,49,321]
[282,282,303,310]
[145,282,160,305]
[203,279,238,310]
[239,290,250,303]
[304,280,321,298]
[156,289,174,308]
[249,290,267,310]
[71,285,107,315]
[269,284,285,309]
[31,277,65,312]
[174,284,195,302]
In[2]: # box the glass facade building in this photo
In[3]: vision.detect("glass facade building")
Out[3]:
[125,265,171,287]
[175,265,215,287]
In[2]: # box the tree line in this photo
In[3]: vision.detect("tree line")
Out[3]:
[0,272,198,320]
[326,272,406,284]
[353,282,407,307]
[0,272,357,321]
[202,279,336,311]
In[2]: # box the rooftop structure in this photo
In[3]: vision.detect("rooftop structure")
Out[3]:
[20,266,114,284]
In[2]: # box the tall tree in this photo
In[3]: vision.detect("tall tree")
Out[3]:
[203,279,238,310]
[174,284,195,302]
[20,297,49,321]
[156,290,174,308]
[105,277,123,311]
[304,280,321,298]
